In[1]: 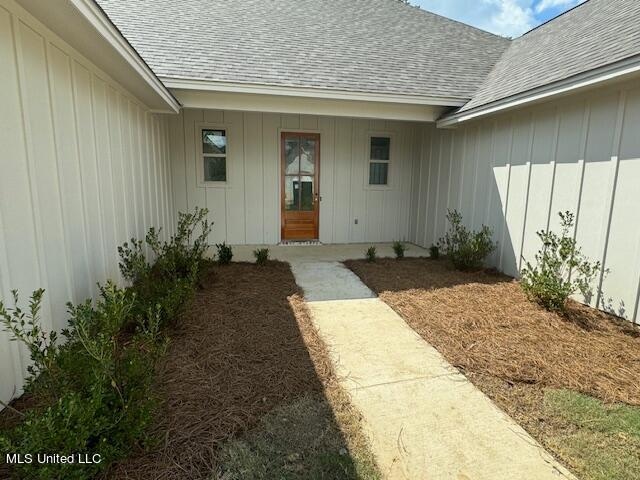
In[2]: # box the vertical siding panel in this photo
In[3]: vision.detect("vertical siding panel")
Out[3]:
[15,20,66,330]
[169,111,187,220]
[521,107,557,268]
[224,110,245,243]
[106,87,128,248]
[600,88,640,319]
[575,92,619,305]
[244,112,264,243]
[0,6,33,398]
[91,76,119,278]
[333,118,352,243]
[47,44,92,298]
[349,119,367,242]
[318,116,335,243]
[262,112,280,244]
[73,61,107,288]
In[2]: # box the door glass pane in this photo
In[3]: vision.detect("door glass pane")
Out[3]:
[284,137,300,174]
[284,175,300,210]
[300,175,314,211]
[204,156,226,182]
[203,130,226,155]
[369,162,388,185]
[300,138,315,174]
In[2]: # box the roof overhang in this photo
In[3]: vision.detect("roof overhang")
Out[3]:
[15,0,180,113]
[164,77,466,122]
[438,55,640,128]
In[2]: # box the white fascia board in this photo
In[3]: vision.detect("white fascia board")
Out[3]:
[161,76,468,108]
[70,0,180,113]
[438,55,640,128]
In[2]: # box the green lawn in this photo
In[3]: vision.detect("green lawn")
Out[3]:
[544,389,640,480]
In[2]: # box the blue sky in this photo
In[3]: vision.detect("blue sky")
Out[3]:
[411,0,586,38]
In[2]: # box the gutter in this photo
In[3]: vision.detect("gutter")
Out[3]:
[437,54,640,128]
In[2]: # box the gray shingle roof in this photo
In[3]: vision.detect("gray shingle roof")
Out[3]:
[95,0,509,101]
[459,0,640,112]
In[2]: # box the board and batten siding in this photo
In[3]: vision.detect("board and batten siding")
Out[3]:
[170,108,422,245]
[0,0,174,404]
[410,79,640,323]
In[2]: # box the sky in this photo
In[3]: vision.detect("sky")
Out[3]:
[411,0,587,38]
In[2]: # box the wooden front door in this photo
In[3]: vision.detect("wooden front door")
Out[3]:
[281,132,320,241]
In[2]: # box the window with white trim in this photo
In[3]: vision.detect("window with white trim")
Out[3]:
[202,129,227,182]
[369,136,390,185]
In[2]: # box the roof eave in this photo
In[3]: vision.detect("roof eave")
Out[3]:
[437,54,640,128]
[160,76,469,108]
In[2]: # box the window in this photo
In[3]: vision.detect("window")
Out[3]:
[202,129,226,182]
[369,136,390,185]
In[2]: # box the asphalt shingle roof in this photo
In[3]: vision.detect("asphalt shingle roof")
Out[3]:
[96,0,509,101]
[459,0,640,112]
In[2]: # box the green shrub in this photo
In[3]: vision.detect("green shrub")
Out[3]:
[365,246,377,263]
[0,283,166,479]
[216,242,233,265]
[429,244,440,259]
[120,207,212,327]
[253,248,270,266]
[392,241,406,259]
[439,210,496,270]
[521,211,601,312]
[0,208,210,479]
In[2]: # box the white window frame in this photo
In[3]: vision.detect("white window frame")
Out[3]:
[365,133,393,190]
[197,123,230,187]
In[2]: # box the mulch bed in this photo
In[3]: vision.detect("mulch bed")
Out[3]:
[104,261,335,479]
[344,258,640,406]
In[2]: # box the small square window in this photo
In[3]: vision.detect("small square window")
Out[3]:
[202,129,226,182]
[369,136,390,185]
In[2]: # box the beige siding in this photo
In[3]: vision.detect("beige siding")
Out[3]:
[170,108,421,245]
[411,80,640,323]
[0,1,174,404]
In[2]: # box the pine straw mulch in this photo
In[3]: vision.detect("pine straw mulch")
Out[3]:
[344,257,640,406]
[104,261,374,480]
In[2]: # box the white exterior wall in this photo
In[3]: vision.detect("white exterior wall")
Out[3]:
[410,79,640,323]
[170,108,421,245]
[0,1,174,403]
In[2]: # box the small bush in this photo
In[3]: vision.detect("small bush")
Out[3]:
[0,208,210,479]
[439,210,496,270]
[216,242,233,265]
[521,211,601,312]
[429,244,440,259]
[392,241,407,259]
[0,283,166,479]
[365,246,377,263]
[253,248,270,266]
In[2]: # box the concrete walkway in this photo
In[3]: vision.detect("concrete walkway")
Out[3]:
[233,244,575,479]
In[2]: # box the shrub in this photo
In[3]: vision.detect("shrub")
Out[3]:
[120,207,212,327]
[429,244,440,259]
[392,241,407,259]
[0,283,166,479]
[439,210,496,270]
[365,246,377,263]
[521,211,601,312]
[0,208,210,479]
[216,242,233,265]
[253,248,270,266]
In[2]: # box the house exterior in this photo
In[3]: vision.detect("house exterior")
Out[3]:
[1,0,639,402]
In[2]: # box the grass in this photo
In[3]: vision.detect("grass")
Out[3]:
[218,394,379,480]
[544,390,640,480]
